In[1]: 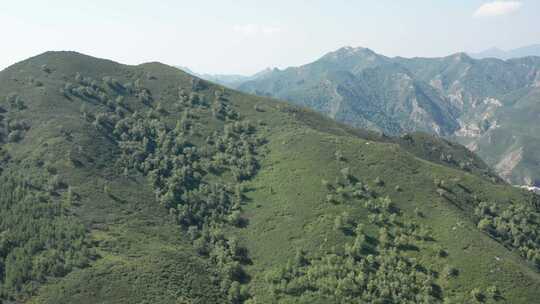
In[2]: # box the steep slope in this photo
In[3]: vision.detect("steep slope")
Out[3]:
[239,48,457,136]
[460,88,540,186]
[1,52,540,303]
[236,47,540,185]
[397,55,540,186]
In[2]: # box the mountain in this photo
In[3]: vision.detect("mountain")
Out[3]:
[237,47,540,186]
[239,47,459,136]
[1,51,540,303]
[470,44,540,60]
[470,47,510,60]
[176,66,274,87]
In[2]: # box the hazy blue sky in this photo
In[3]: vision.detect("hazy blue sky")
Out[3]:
[1,0,539,74]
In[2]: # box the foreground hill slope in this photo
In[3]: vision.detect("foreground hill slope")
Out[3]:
[237,47,540,186]
[0,52,540,303]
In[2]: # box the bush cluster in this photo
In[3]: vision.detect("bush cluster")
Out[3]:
[0,170,93,301]
[475,201,540,269]
[65,73,265,302]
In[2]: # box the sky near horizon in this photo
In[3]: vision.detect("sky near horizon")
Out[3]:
[1,0,539,75]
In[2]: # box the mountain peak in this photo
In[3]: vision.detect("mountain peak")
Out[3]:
[332,46,377,56]
[446,52,473,62]
[319,46,384,65]
[27,51,107,63]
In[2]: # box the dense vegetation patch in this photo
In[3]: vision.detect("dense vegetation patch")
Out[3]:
[475,201,540,269]
[0,169,94,301]
[266,198,442,303]
[60,71,265,302]
[432,175,540,270]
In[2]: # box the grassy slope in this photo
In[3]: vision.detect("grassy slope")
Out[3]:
[238,115,540,302]
[0,52,539,303]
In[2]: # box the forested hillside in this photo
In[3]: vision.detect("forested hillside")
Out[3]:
[1,52,540,303]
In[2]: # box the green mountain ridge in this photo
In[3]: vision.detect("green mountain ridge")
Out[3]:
[1,51,540,303]
[236,47,540,186]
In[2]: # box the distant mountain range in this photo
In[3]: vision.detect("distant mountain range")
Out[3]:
[469,44,540,60]
[212,46,540,186]
[176,66,275,87]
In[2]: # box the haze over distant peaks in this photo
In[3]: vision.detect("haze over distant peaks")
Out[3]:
[469,44,540,60]
[176,66,276,87]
